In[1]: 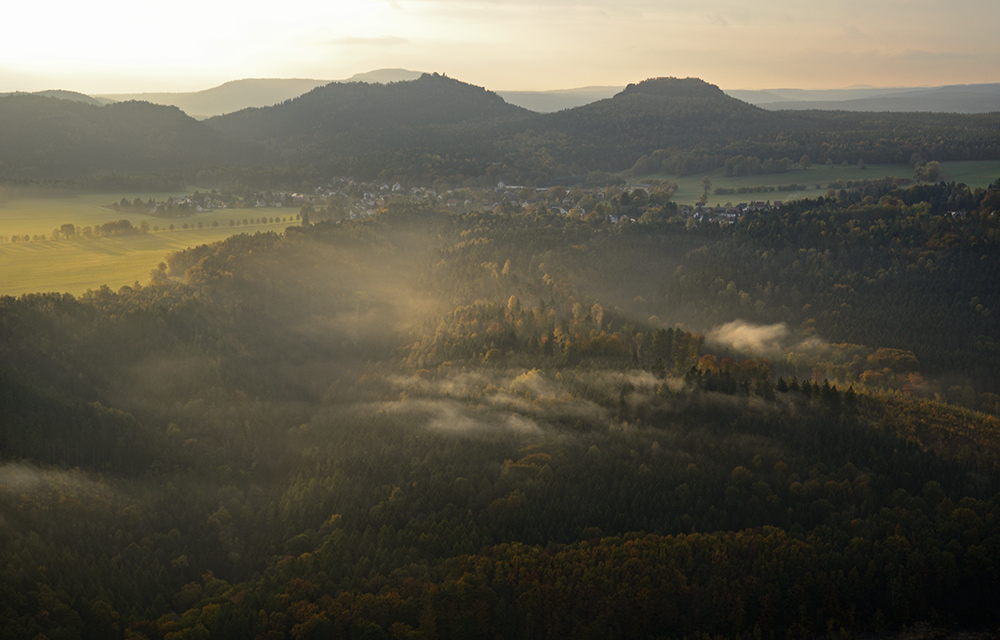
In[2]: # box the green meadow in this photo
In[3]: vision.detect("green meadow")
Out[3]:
[0,192,298,296]
[660,160,1000,205]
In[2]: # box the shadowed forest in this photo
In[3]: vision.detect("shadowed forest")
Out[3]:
[6,75,1000,187]
[3,174,1000,638]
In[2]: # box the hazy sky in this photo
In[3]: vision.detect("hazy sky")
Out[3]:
[3,0,999,93]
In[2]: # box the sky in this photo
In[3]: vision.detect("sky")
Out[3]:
[2,0,999,94]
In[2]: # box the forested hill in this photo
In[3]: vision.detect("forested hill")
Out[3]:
[525,78,1000,178]
[207,73,528,139]
[206,74,528,151]
[205,75,1000,183]
[202,76,786,176]
[0,94,252,179]
[521,77,785,170]
[542,76,779,141]
[5,74,1000,184]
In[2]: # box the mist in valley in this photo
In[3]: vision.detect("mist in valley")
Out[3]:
[3,177,1000,638]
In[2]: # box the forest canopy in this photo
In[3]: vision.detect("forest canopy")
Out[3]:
[3,177,1000,638]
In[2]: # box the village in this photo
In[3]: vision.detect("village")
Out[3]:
[109,176,782,229]
[1,178,788,245]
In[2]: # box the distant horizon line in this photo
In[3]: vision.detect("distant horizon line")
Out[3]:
[6,69,999,98]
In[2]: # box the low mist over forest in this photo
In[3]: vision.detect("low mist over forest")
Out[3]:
[2,72,1000,639]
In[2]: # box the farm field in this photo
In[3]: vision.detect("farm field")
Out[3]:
[0,191,180,239]
[659,160,1000,204]
[0,218,294,297]
[0,190,298,238]
[0,190,301,296]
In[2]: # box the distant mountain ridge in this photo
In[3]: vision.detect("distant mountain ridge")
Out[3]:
[98,79,333,119]
[0,89,105,106]
[96,69,427,119]
[21,73,1000,120]
[729,83,1000,113]
[343,69,424,84]
[727,87,916,104]
[496,86,623,112]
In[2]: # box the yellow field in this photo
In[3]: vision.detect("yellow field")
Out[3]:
[0,192,297,296]
[0,191,298,238]
[0,225,292,296]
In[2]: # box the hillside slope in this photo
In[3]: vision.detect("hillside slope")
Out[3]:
[207,73,529,141]
[206,73,532,177]
[524,77,784,169]
[0,94,251,179]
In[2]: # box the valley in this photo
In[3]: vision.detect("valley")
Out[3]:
[1,72,1000,640]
